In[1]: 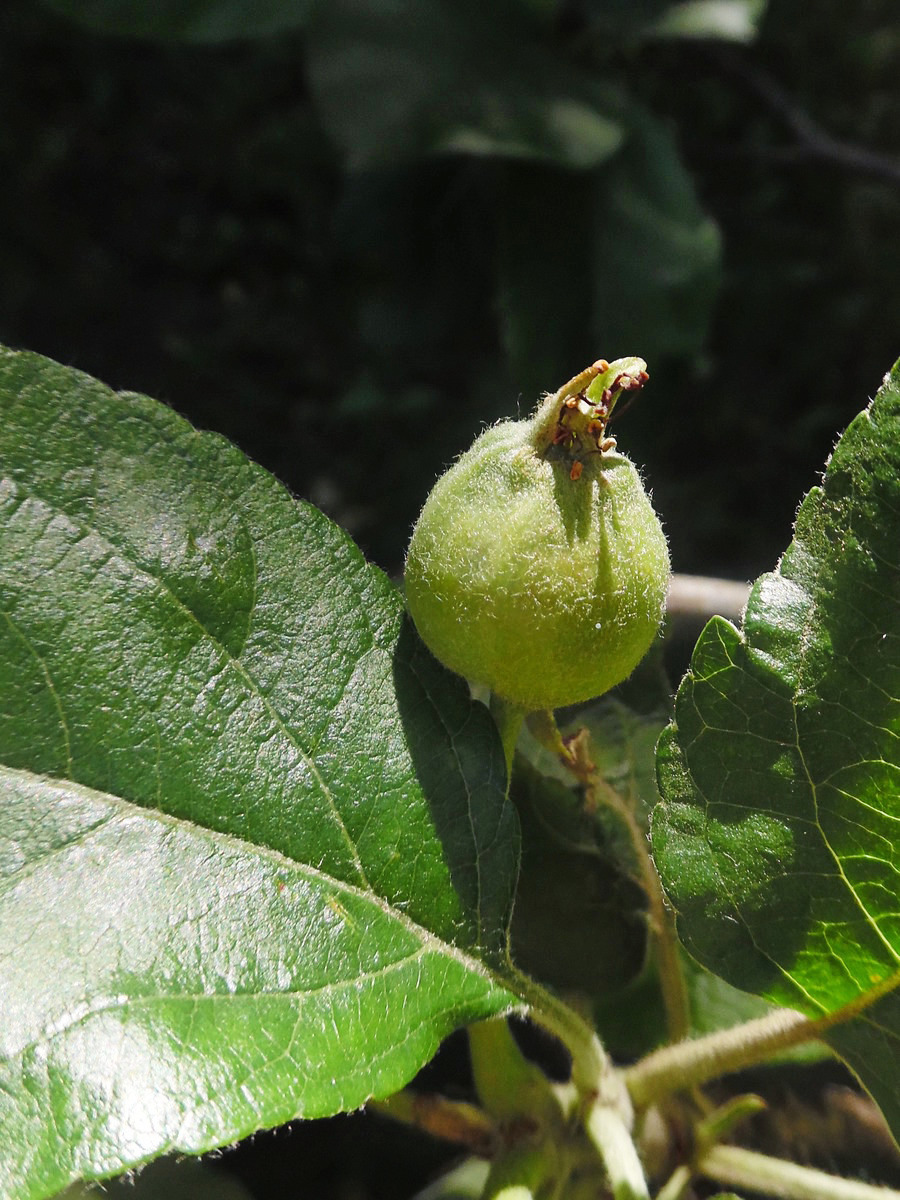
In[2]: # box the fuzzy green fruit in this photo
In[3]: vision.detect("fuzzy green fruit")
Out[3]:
[404,358,670,712]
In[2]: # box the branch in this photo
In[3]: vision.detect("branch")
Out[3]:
[666,573,749,622]
[704,45,900,186]
[624,1007,813,1109]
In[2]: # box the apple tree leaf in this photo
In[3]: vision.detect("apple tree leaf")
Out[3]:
[0,346,519,1199]
[653,361,900,1135]
[305,0,625,172]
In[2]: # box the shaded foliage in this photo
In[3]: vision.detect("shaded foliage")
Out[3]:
[2,0,897,577]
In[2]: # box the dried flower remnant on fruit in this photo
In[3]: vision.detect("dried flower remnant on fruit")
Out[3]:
[538,358,650,468]
[404,357,669,712]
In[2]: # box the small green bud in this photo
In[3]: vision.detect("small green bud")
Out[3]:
[404,359,670,712]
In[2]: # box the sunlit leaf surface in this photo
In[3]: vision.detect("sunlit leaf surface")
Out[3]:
[0,347,518,1198]
[654,362,900,1135]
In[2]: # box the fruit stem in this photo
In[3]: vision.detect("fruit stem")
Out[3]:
[489,694,528,779]
[654,1164,693,1200]
[468,1018,557,1122]
[588,772,690,1044]
[529,711,690,1044]
[479,1144,556,1200]
[502,964,611,1097]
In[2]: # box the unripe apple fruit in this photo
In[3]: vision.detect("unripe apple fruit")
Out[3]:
[404,359,670,712]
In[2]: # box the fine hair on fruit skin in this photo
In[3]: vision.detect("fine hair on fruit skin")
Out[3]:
[405,359,670,712]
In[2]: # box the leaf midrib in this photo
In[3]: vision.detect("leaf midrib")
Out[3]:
[1,948,436,1066]
[4,478,373,889]
[0,765,514,1042]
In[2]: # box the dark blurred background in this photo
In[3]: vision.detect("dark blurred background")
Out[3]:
[3,0,899,587]
[4,2,899,1196]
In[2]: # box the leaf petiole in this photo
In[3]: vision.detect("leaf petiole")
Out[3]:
[625,969,900,1108]
[697,1144,900,1200]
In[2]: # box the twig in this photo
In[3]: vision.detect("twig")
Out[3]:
[698,1143,900,1200]
[368,1089,498,1156]
[590,773,691,1043]
[625,969,900,1108]
[703,45,900,186]
[666,573,749,622]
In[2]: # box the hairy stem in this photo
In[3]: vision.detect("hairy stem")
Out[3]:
[468,1018,557,1123]
[698,1144,900,1200]
[626,970,900,1107]
[489,694,528,779]
[590,775,690,1043]
[502,964,611,1096]
[528,709,690,1043]
[369,1089,497,1155]
[654,1164,693,1200]
[480,1143,559,1200]
[583,1102,649,1200]
[625,1008,812,1107]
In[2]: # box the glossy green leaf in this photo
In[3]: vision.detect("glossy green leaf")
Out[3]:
[38,0,312,41]
[305,0,625,171]
[0,346,518,1199]
[653,362,900,1134]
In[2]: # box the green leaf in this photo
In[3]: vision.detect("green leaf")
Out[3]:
[496,165,597,399]
[498,108,721,395]
[580,0,674,35]
[305,0,625,171]
[578,0,764,42]
[649,0,766,41]
[38,0,313,41]
[0,346,518,1199]
[589,106,721,361]
[653,362,900,1134]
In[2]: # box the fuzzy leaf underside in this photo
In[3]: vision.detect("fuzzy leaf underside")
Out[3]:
[653,362,900,1135]
[0,346,518,1199]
